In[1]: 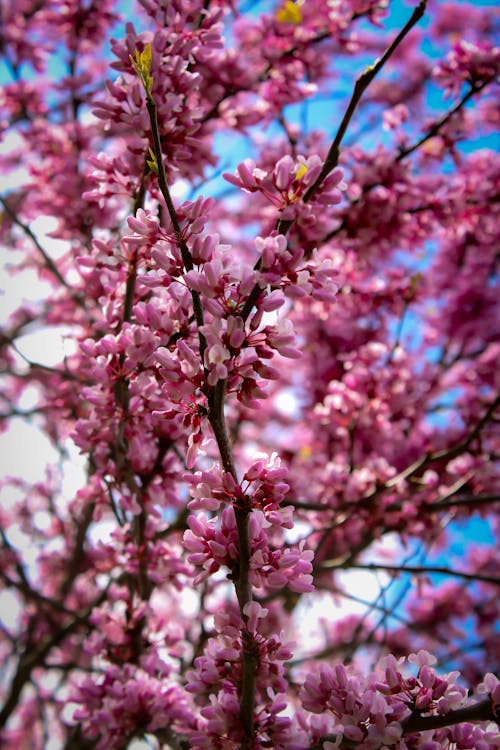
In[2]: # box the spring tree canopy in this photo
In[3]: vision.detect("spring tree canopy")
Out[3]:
[0,1,499,748]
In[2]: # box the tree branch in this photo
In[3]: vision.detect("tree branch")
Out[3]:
[302,0,427,203]
[144,79,257,746]
[313,698,498,749]
[401,697,497,734]
[207,378,256,744]
[0,195,81,301]
[145,97,207,362]
[322,561,500,586]
[121,157,148,326]
[396,76,496,162]
[322,75,497,246]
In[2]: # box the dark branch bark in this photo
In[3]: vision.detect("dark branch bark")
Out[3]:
[302,0,427,204]
[401,697,497,734]
[322,561,500,586]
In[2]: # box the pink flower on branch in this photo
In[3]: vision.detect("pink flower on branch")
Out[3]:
[224,154,345,222]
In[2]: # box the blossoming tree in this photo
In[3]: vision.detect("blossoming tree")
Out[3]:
[0,0,499,748]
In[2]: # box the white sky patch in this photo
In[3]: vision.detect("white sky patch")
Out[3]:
[28,215,70,260]
[0,130,30,191]
[274,388,300,418]
[368,531,406,563]
[285,518,309,545]
[14,324,77,367]
[60,438,87,498]
[1,213,73,343]
[88,518,117,546]
[0,589,22,631]
[170,178,190,201]
[2,520,39,572]
[337,566,390,607]
[0,419,59,484]
[291,542,394,661]
[129,741,154,750]
[15,383,39,411]
[1,265,46,320]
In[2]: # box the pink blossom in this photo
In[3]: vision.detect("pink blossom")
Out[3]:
[1,1,499,748]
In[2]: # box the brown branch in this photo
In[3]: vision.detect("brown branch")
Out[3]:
[429,395,499,461]
[313,397,499,570]
[401,698,497,735]
[143,81,256,745]
[63,724,99,750]
[312,698,497,749]
[322,75,497,246]
[243,2,427,316]
[0,528,78,619]
[427,493,500,511]
[207,379,256,743]
[396,76,496,162]
[322,562,500,586]
[145,97,207,362]
[302,0,427,204]
[122,157,148,326]
[364,396,499,502]
[57,502,95,600]
[0,588,108,729]
[0,195,81,300]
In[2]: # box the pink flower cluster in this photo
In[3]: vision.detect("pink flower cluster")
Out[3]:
[183,454,313,592]
[184,504,313,593]
[224,154,345,221]
[185,602,297,749]
[300,651,500,750]
[185,452,292,517]
[256,232,340,302]
[94,12,224,180]
[433,40,500,96]
[72,661,194,750]
[1,1,499,748]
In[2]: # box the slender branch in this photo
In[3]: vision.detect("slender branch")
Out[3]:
[312,698,497,749]
[240,283,264,323]
[363,396,499,502]
[207,379,256,743]
[145,97,207,361]
[246,1,427,311]
[303,0,427,203]
[427,493,500,511]
[322,561,500,586]
[208,379,238,479]
[396,76,495,161]
[63,724,99,750]
[0,588,108,729]
[401,698,497,734]
[143,86,257,743]
[122,157,148,325]
[0,195,79,298]
[0,530,77,619]
[314,396,499,571]
[57,502,95,599]
[429,395,499,461]
[322,76,496,247]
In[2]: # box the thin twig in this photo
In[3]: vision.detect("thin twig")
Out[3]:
[145,98,207,361]
[244,1,427,313]
[322,561,500,586]
[396,76,495,161]
[144,86,256,744]
[0,195,80,298]
[401,698,497,734]
[302,0,427,203]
